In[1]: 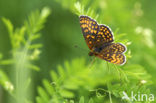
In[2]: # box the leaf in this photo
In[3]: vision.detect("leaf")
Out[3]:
[2,18,14,38]
[43,79,55,95]
[0,59,14,65]
[88,98,93,103]
[28,44,43,49]
[0,69,9,86]
[37,86,50,103]
[69,100,74,103]
[27,64,40,71]
[123,64,151,81]
[60,89,75,98]
[30,34,41,41]
[36,97,45,103]
[0,69,14,93]
[50,71,58,82]
[57,65,65,78]
[79,96,84,103]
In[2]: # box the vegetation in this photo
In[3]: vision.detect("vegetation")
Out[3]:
[0,0,156,103]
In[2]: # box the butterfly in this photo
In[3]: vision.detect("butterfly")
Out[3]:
[79,15,127,65]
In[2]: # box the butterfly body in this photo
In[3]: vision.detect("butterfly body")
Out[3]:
[89,42,111,56]
[79,15,127,65]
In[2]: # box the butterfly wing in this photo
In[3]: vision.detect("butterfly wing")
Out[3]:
[97,43,127,65]
[80,16,114,50]
[95,25,114,47]
[80,15,99,50]
[80,15,127,65]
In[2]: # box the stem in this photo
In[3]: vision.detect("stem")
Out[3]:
[109,91,113,103]
[106,62,110,73]
[114,64,128,82]
[14,40,31,103]
[113,64,122,83]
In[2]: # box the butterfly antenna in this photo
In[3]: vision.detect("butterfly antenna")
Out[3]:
[74,44,96,68]
[74,44,88,52]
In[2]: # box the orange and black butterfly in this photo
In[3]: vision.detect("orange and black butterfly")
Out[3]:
[79,15,127,65]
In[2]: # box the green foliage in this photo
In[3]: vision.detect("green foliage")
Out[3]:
[2,7,51,69]
[1,7,51,103]
[36,58,151,103]
[0,0,156,103]
[41,0,155,102]
[0,53,14,97]
[0,69,13,94]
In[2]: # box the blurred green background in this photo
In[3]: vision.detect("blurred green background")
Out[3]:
[0,0,156,103]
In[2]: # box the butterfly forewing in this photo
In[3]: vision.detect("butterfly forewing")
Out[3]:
[80,15,99,50]
[95,25,114,47]
[80,16,114,49]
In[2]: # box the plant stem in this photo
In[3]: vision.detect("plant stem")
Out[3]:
[109,91,113,103]
[106,62,110,73]
[14,40,31,103]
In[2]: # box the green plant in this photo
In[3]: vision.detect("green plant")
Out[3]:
[0,53,14,96]
[34,0,153,103]
[36,57,151,103]
[1,7,51,103]
[0,0,155,103]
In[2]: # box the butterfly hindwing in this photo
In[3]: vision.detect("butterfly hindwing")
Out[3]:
[107,43,126,53]
[97,43,126,65]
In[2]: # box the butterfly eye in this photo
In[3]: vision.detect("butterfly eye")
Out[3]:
[99,47,102,51]
[89,52,94,56]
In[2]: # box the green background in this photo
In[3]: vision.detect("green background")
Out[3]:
[0,0,156,103]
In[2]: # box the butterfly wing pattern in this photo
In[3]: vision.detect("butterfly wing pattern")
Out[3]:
[79,15,114,49]
[79,15,127,65]
[97,43,126,65]
[79,15,99,50]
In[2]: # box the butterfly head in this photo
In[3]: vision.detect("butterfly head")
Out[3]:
[89,47,103,56]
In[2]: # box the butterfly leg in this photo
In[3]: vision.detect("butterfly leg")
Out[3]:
[88,56,96,68]
[113,64,123,85]
[106,62,111,73]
